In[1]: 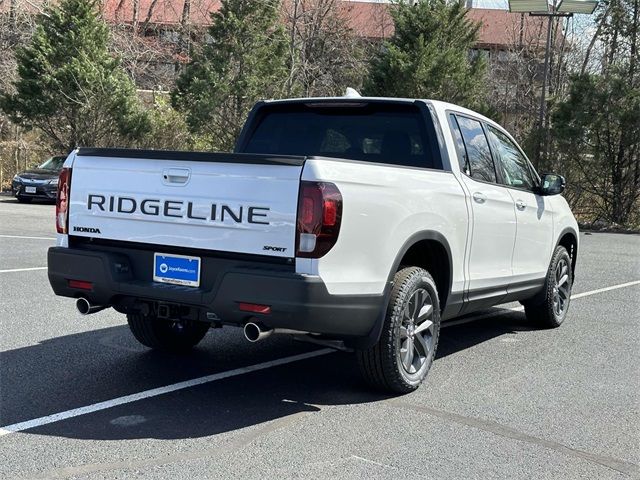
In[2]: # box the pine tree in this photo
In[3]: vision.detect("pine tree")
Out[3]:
[365,0,486,109]
[172,0,288,151]
[552,0,640,226]
[0,0,149,152]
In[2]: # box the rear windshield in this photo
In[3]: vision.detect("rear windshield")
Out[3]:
[241,103,441,169]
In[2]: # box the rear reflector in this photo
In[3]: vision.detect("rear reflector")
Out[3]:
[56,167,71,234]
[296,181,342,258]
[68,279,93,291]
[238,302,272,314]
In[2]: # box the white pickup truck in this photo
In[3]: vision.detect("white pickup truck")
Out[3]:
[48,95,578,393]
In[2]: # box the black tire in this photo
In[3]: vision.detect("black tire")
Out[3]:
[17,196,32,203]
[126,313,210,352]
[357,267,441,394]
[524,246,573,328]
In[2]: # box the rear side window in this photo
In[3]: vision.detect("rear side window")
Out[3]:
[242,103,441,170]
[451,115,497,183]
[449,115,470,175]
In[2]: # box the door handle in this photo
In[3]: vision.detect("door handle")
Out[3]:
[472,192,486,204]
[515,200,526,210]
[163,168,191,185]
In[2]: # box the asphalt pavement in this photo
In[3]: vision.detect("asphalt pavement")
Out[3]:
[0,196,638,480]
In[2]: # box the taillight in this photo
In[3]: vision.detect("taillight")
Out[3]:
[56,167,71,234]
[296,181,342,258]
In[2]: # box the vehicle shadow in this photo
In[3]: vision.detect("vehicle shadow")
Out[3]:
[0,307,531,441]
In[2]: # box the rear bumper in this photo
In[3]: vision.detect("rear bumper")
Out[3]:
[47,246,383,338]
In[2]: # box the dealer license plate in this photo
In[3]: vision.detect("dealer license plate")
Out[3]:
[153,253,201,287]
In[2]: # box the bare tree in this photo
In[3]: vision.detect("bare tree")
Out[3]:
[283,0,369,97]
[110,23,181,90]
[108,0,200,90]
[483,11,573,171]
[484,14,546,137]
[0,0,44,94]
[0,1,53,190]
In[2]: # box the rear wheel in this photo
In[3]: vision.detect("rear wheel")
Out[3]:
[126,313,210,352]
[357,267,441,394]
[524,246,573,328]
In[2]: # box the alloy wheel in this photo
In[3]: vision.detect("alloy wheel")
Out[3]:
[553,258,571,319]
[397,288,435,377]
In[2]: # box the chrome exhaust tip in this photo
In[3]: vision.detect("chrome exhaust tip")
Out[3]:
[243,322,273,343]
[76,297,106,315]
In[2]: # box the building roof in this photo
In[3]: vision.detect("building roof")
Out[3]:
[468,8,551,49]
[339,1,395,39]
[1,0,554,50]
[339,3,553,48]
[102,0,221,26]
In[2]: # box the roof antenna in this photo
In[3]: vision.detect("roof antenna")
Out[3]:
[344,87,361,98]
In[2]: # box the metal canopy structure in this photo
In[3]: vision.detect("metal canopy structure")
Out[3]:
[557,0,599,14]
[508,0,549,12]
[508,0,598,14]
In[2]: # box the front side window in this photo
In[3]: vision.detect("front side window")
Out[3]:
[454,115,497,183]
[487,126,537,190]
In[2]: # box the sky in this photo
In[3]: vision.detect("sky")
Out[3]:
[470,0,510,7]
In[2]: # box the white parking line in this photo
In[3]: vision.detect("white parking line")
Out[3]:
[0,234,55,240]
[571,280,640,299]
[0,349,334,437]
[0,267,47,273]
[0,279,638,437]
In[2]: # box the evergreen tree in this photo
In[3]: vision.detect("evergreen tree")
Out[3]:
[365,0,486,109]
[0,0,149,152]
[552,0,640,226]
[172,0,288,151]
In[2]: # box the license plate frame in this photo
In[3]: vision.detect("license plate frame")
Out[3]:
[25,186,36,194]
[153,253,201,287]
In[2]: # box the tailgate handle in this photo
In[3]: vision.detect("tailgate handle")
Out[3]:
[163,168,191,185]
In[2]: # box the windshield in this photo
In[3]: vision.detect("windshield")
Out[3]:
[38,156,66,171]
[242,103,442,169]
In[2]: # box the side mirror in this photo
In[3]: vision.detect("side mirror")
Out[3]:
[539,173,566,196]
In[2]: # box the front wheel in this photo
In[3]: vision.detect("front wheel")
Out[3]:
[127,313,210,352]
[357,267,441,394]
[524,245,573,328]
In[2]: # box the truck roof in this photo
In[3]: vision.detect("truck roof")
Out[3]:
[262,95,497,130]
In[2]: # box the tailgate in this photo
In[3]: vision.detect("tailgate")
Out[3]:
[67,149,304,258]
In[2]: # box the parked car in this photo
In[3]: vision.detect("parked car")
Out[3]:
[12,155,66,203]
[47,93,578,393]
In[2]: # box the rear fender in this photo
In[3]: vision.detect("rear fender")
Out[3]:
[349,231,453,350]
